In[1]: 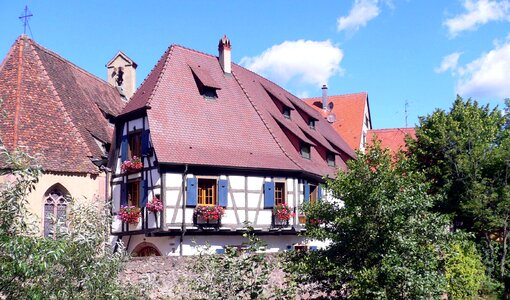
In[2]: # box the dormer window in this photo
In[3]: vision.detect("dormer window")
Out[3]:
[301,143,311,159]
[283,107,291,119]
[308,119,316,129]
[190,65,220,100]
[327,152,336,167]
[202,87,218,100]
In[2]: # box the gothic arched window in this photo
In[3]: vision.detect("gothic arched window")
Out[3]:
[43,185,70,238]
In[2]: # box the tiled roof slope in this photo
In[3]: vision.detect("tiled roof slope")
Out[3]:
[304,93,368,151]
[368,128,416,153]
[0,36,125,173]
[122,44,355,178]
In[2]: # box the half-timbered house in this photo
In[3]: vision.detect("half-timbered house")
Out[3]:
[110,36,355,256]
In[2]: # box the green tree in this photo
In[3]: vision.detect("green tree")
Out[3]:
[0,148,145,299]
[408,97,510,293]
[444,239,486,300]
[286,143,451,299]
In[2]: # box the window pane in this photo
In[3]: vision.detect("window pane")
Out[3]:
[198,179,217,206]
[44,203,54,237]
[310,185,318,204]
[128,181,140,207]
[275,182,285,205]
[129,132,142,159]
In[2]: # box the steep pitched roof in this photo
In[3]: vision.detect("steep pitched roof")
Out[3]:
[122,44,355,179]
[368,128,416,153]
[304,93,369,151]
[0,35,125,173]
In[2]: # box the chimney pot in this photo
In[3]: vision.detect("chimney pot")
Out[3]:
[218,35,232,74]
[322,84,328,111]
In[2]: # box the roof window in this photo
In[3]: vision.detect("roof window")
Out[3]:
[190,65,220,100]
[301,143,311,159]
[327,152,336,167]
[308,119,316,129]
[283,107,291,119]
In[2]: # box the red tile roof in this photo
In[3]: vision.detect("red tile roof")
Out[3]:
[367,128,416,154]
[0,35,125,174]
[304,93,369,151]
[121,44,355,179]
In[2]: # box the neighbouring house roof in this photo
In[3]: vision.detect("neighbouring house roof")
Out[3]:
[0,35,125,174]
[121,43,355,179]
[368,128,416,154]
[304,93,370,152]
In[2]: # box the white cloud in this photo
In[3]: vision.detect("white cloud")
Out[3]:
[337,0,381,32]
[239,40,344,87]
[445,0,510,38]
[456,41,510,99]
[435,52,462,73]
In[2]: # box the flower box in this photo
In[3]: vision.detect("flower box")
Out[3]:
[272,203,294,228]
[147,197,163,213]
[193,205,225,228]
[118,205,141,225]
[121,156,143,173]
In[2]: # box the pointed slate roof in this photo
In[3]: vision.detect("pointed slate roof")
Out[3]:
[121,43,355,179]
[304,93,370,151]
[0,35,125,173]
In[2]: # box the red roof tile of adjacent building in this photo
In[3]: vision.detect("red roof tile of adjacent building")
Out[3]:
[0,35,125,174]
[121,43,355,179]
[304,93,370,151]
[367,128,416,153]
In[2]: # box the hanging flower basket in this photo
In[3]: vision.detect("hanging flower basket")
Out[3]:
[118,206,141,224]
[193,205,225,227]
[121,156,143,173]
[147,197,163,213]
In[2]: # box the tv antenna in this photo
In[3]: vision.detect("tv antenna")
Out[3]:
[405,99,409,128]
[19,5,33,36]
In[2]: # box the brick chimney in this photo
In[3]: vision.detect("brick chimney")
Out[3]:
[322,84,328,111]
[106,51,137,100]
[218,35,231,74]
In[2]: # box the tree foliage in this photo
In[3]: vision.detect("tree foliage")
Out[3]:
[408,96,510,293]
[286,143,452,299]
[0,147,145,299]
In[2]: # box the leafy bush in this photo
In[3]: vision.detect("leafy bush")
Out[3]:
[177,225,297,300]
[444,239,487,300]
[0,147,145,299]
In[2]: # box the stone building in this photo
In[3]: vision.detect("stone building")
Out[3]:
[0,35,133,236]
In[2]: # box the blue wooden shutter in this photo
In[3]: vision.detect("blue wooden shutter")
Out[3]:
[141,130,150,156]
[318,185,323,201]
[263,181,275,209]
[121,135,128,161]
[120,181,127,206]
[218,179,228,207]
[186,178,197,207]
[303,180,310,203]
[139,179,148,207]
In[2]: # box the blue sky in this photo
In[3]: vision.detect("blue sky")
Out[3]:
[1,1,509,128]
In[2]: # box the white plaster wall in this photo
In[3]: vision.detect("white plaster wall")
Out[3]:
[163,174,301,229]
[123,234,308,256]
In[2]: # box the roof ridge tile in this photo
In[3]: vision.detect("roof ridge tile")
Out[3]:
[27,37,117,91]
[146,45,175,108]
